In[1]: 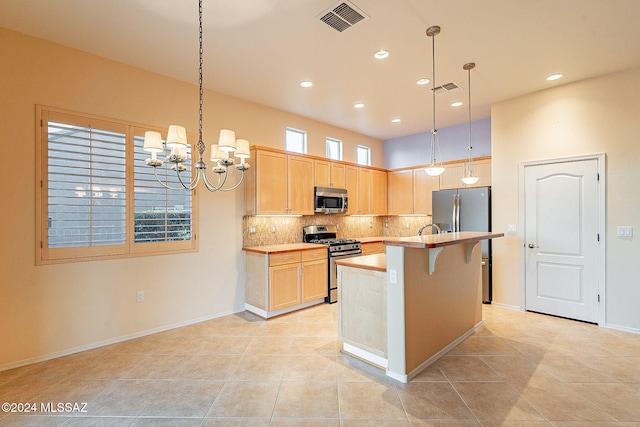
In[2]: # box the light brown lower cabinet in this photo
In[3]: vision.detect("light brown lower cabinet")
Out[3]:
[246,248,328,318]
[269,262,301,311]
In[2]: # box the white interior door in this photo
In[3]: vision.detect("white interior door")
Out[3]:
[523,158,600,323]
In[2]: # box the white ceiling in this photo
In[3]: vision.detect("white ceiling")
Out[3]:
[2,0,640,140]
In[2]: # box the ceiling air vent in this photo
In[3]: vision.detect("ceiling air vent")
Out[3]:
[318,1,369,32]
[433,81,460,95]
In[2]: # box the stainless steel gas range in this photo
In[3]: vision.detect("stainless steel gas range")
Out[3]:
[302,225,361,303]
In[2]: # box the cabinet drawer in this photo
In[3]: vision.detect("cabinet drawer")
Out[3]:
[362,242,385,255]
[269,251,301,266]
[301,248,328,261]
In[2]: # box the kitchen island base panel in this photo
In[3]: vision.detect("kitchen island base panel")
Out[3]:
[387,241,484,379]
[402,320,483,382]
[338,265,387,357]
[341,320,483,383]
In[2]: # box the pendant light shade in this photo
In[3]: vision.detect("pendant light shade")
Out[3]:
[461,62,479,185]
[424,25,445,177]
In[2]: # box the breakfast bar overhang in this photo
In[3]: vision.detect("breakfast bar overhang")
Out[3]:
[336,231,504,383]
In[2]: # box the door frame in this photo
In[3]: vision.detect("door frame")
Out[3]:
[518,153,606,325]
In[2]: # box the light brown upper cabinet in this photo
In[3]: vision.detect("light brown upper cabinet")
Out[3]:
[287,154,315,215]
[388,168,439,215]
[353,168,387,215]
[245,148,314,215]
[388,169,413,215]
[245,149,288,215]
[356,168,371,215]
[345,165,359,215]
[314,159,346,189]
[370,169,388,215]
[412,167,440,214]
[439,158,491,190]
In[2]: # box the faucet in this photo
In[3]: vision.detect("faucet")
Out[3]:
[418,223,441,236]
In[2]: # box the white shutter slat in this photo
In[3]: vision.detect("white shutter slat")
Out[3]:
[47,121,126,249]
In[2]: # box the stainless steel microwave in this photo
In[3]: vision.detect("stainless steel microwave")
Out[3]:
[314,187,347,214]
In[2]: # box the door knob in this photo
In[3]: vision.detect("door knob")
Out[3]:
[528,243,539,249]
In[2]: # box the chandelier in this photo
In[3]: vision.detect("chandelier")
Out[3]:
[424,25,445,177]
[143,0,250,191]
[461,62,479,185]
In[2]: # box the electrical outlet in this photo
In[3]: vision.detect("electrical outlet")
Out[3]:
[506,224,517,236]
[271,225,276,233]
[248,226,256,234]
[389,269,397,284]
[369,221,373,228]
[136,291,144,303]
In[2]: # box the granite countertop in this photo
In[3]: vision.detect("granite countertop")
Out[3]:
[243,243,328,254]
[335,253,386,272]
[383,231,504,249]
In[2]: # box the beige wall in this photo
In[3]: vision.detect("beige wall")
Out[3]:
[0,28,382,368]
[491,68,640,331]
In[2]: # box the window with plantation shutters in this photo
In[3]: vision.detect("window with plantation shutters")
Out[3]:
[133,131,193,245]
[36,107,198,264]
[47,121,127,249]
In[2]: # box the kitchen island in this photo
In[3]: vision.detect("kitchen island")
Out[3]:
[336,231,503,383]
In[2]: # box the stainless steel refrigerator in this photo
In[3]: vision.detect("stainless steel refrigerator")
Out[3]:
[432,186,492,303]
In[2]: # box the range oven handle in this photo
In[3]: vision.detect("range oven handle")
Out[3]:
[330,249,362,257]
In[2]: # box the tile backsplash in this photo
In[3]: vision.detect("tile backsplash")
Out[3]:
[242,215,434,247]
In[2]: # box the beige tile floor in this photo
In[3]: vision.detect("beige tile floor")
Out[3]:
[1,304,640,426]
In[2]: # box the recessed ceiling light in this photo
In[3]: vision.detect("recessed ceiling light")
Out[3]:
[354,103,365,109]
[547,73,563,81]
[374,50,389,59]
[300,81,313,88]
[391,118,401,123]
[451,101,463,107]
[416,78,430,85]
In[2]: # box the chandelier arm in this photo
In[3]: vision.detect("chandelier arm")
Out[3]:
[215,170,246,192]
[200,168,226,192]
[150,166,193,191]
[175,166,200,190]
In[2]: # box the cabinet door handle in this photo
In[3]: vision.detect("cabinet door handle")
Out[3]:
[299,266,304,276]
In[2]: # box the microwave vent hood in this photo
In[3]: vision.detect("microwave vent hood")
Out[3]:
[314,186,347,214]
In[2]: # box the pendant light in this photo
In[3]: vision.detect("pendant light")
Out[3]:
[424,25,445,177]
[461,62,479,185]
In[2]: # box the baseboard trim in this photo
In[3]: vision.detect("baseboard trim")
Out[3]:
[342,342,388,369]
[603,323,640,335]
[490,301,522,311]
